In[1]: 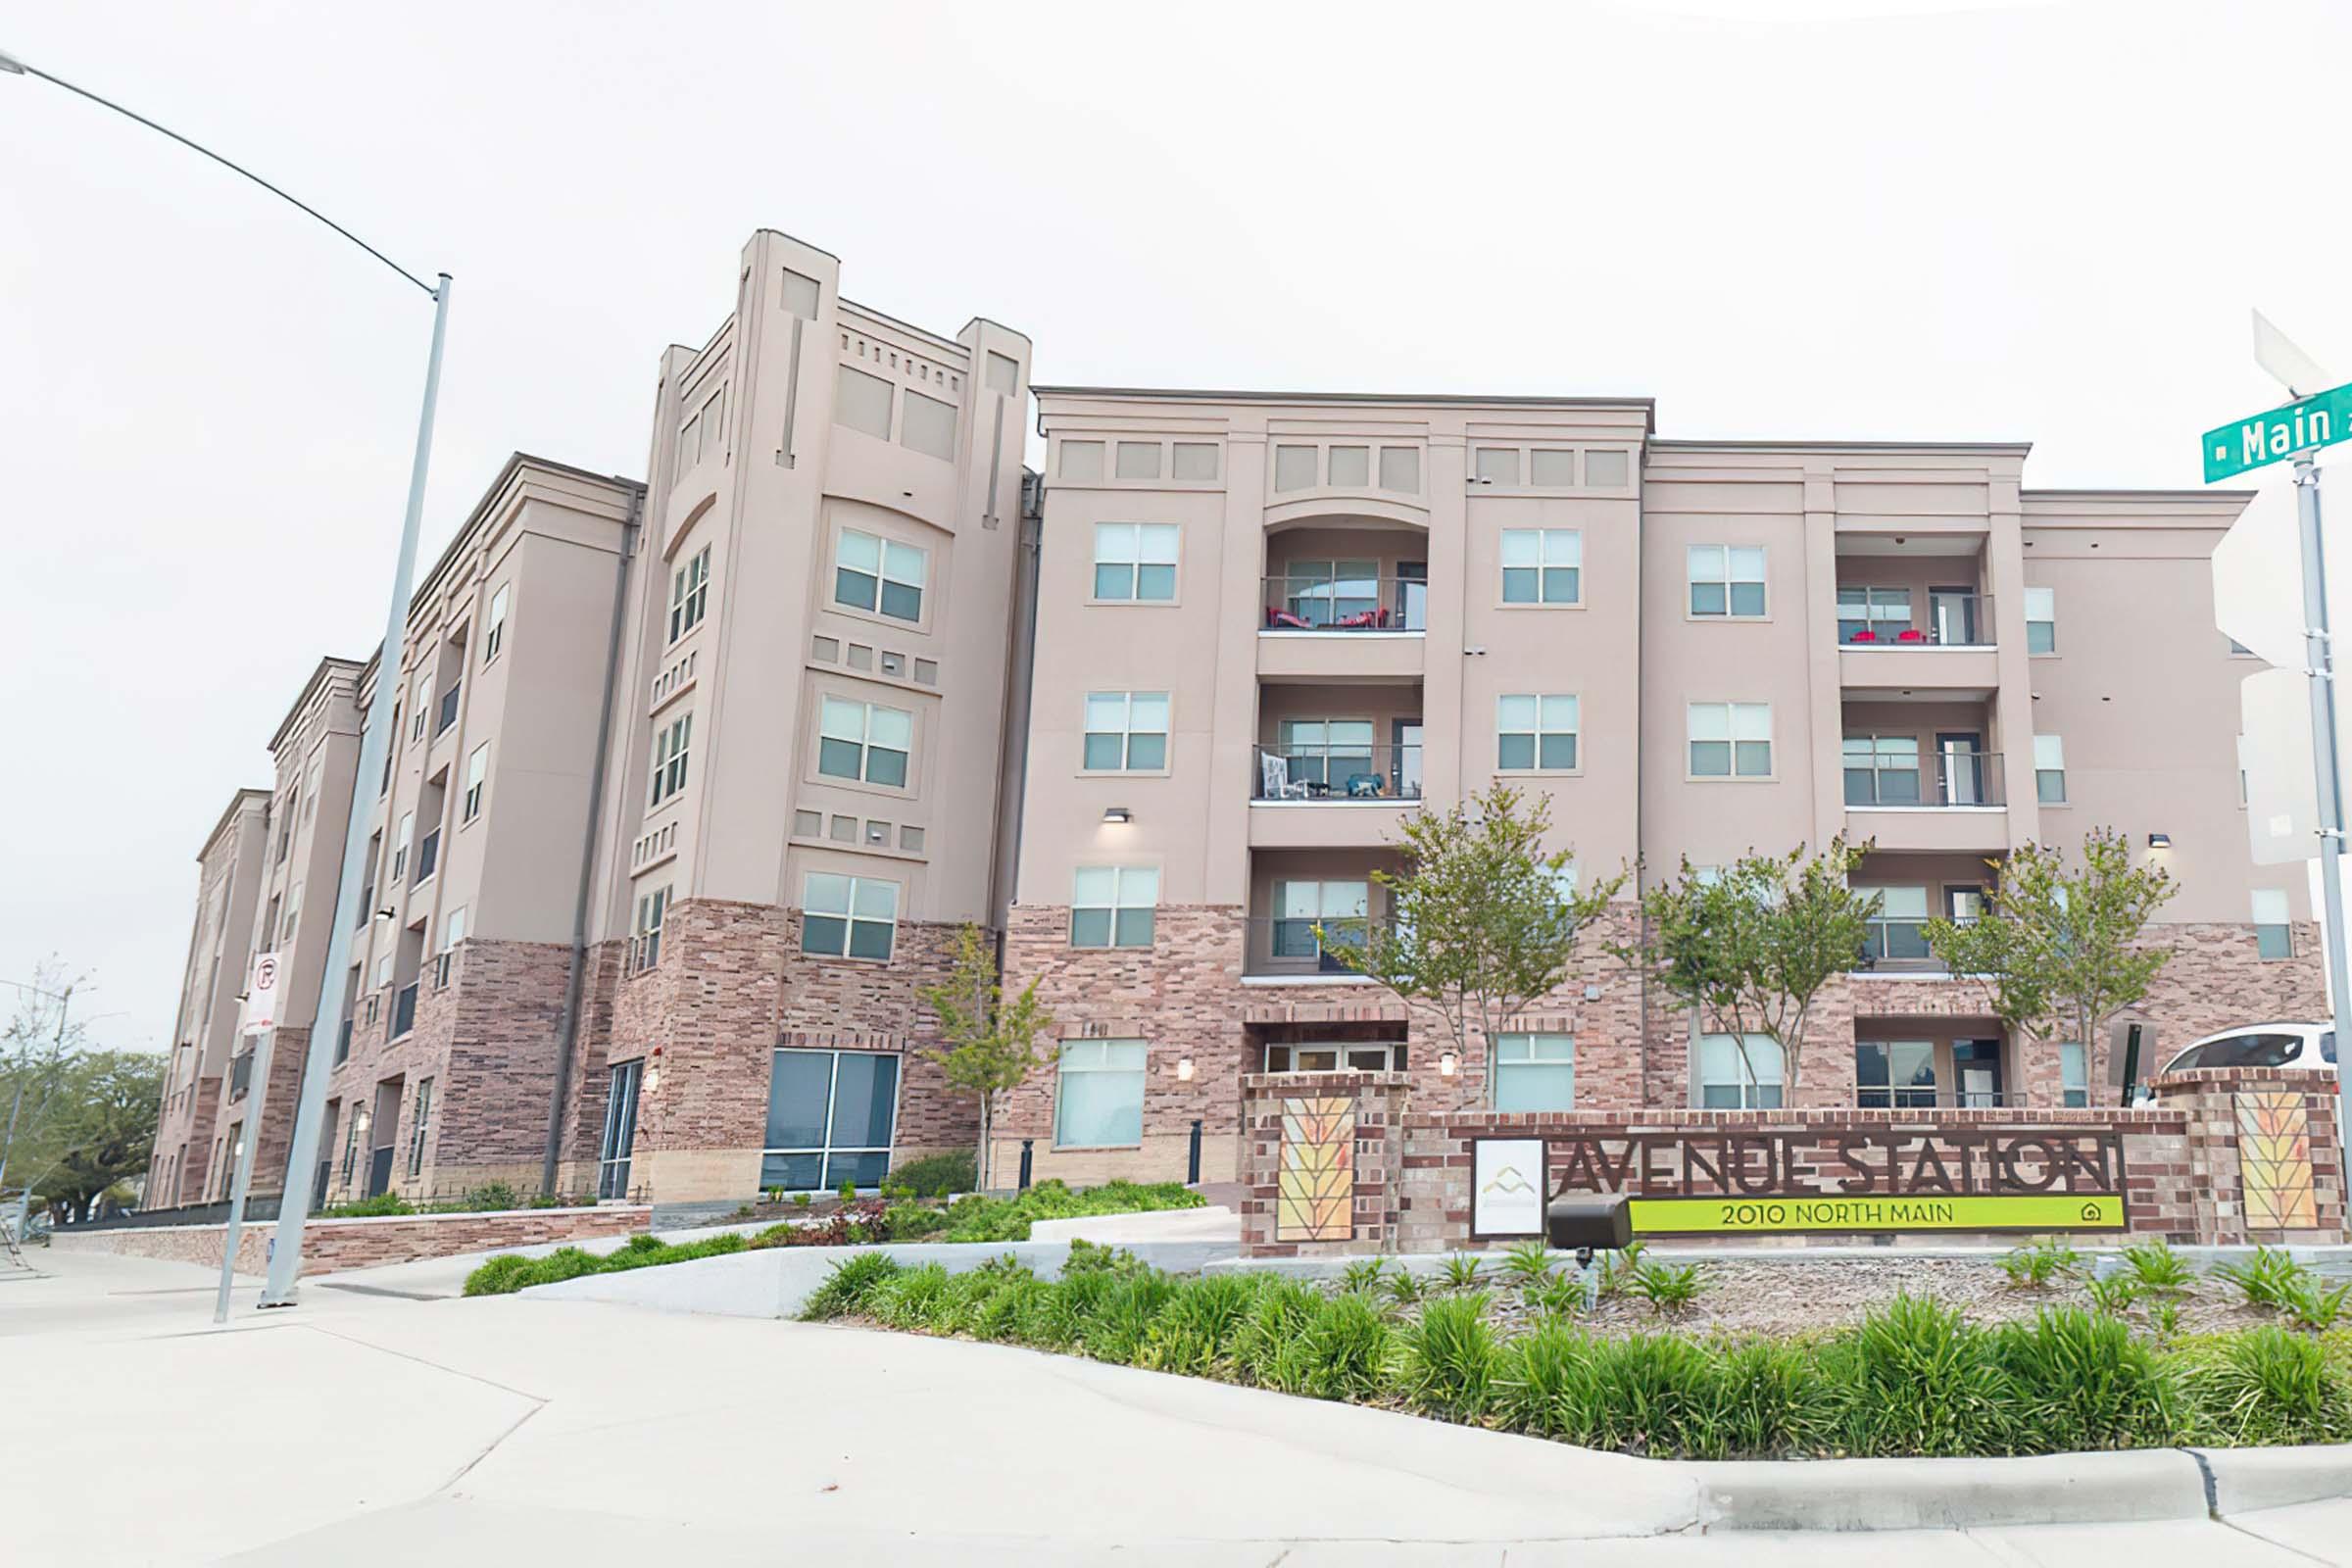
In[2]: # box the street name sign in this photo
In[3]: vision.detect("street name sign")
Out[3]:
[2203,382,2352,482]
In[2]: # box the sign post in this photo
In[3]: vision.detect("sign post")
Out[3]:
[214,954,280,1324]
[2202,337,2352,1155]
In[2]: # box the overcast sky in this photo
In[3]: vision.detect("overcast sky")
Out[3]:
[5,0,2345,1054]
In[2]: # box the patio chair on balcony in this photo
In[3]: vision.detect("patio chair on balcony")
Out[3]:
[1259,752,1311,801]
[1344,772,1385,798]
[1265,606,1312,629]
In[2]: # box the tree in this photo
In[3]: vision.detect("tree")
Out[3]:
[25,1052,166,1223]
[1628,838,1880,1095]
[919,922,1054,1193]
[0,964,84,1203]
[1924,827,2176,1100]
[1327,782,1628,1079]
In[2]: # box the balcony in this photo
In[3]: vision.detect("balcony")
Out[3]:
[415,828,440,883]
[1242,913,1385,981]
[1837,587,1998,691]
[435,684,461,736]
[1256,567,1425,680]
[1250,743,1421,849]
[392,982,418,1040]
[1844,749,2008,853]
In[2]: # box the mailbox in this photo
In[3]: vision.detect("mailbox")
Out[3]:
[1545,1194,1632,1261]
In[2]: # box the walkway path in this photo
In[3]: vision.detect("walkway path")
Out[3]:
[3,1248,2343,1564]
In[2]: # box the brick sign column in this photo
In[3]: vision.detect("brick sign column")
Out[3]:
[1239,1070,1409,1257]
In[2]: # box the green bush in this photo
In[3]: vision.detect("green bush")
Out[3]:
[1439,1254,1485,1290]
[932,1179,1204,1244]
[1396,1291,1501,1422]
[888,1151,978,1198]
[1831,1295,2020,1457]
[1234,1277,1327,1389]
[1998,1306,2184,1451]
[870,1263,956,1330]
[2212,1247,2305,1310]
[1627,1261,1704,1316]
[321,1192,416,1218]
[1078,1270,1179,1364]
[2120,1241,2197,1294]
[1139,1272,1258,1376]
[1714,1337,1841,1458]
[2180,1326,2352,1446]
[801,1251,905,1320]
[1999,1240,2082,1291]
[2280,1276,2352,1333]
[462,1253,536,1297]
[1499,1239,1556,1285]
[1494,1323,1593,1440]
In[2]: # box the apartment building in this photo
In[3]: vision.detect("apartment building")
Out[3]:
[148,789,270,1207]
[992,391,2326,1188]
[561,230,1035,1204]
[318,454,643,1206]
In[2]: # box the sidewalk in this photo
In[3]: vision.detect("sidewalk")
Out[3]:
[3,1248,2344,1565]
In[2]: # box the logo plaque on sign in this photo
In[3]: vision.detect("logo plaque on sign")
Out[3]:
[1471,1138,1546,1239]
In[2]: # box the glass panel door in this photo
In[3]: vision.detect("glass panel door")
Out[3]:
[598,1058,643,1200]
[1938,733,1984,805]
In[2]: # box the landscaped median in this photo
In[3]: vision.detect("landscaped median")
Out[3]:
[462,1179,1201,1297]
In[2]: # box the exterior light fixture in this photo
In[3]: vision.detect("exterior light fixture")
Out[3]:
[375,906,396,922]
[2148,832,2173,849]
[1102,807,1132,824]
[1439,1050,1459,1077]
[1175,1056,1195,1082]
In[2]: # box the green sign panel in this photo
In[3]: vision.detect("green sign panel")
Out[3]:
[2203,382,2352,482]
[1628,1193,2125,1237]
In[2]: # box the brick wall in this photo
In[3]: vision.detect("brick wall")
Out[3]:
[50,1204,650,1279]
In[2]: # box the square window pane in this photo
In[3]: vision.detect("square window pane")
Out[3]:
[1530,449,1576,486]
[1497,694,1539,730]
[1378,447,1419,493]
[1543,567,1579,604]
[1115,441,1161,479]
[1501,567,1539,604]
[1126,733,1166,770]
[1328,446,1370,486]
[1539,734,1577,769]
[1095,564,1135,600]
[879,581,921,621]
[1130,693,1170,730]
[1274,446,1317,491]
[848,920,894,960]
[1539,694,1578,729]
[1172,443,1218,480]
[1056,1058,1143,1147]
[867,707,912,749]
[825,1150,890,1190]
[1060,440,1103,480]
[1138,524,1180,564]
[1084,734,1125,769]
[1094,521,1137,564]
[817,738,863,779]
[1729,546,1765,579]
[883,542,926,586]
[832,1053,899,1148]
[1688,705,1730,742]
[802,916,847,955]
[902,391,956,461]
[835,567,878,612]
[865,748,907,787]
[2028,623,2056,654]
[1498,733,1536,770]
[1729,581,1766,616]
[806,873,852,915]
[819,697,864,740]
[1120,866,1158,904]
[1735,740,1773,775]
[1086,693,1129,731]
[764,1052,834,1149]
[760,1152,824,1190]
[1690,740,1731,776]
[1690,581,1727,616]
[1071,907,1112,947]
[853,879,897,919]
[1113,907,1154,947]
[1136,564,1176,601]
[1073,865,1116,905]
[1474,448,1519,484]
[1494,1062,1574,1112]
[1501,530,1541,567]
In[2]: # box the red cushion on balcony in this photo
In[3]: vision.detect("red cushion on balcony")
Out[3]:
[1850,629,1877,643]
[1896,628,1925,643]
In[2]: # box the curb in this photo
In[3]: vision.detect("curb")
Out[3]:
[2193,1443,2352,1516]
[1685,1448,2210,1532]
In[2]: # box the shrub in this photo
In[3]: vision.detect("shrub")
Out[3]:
[463,1253,536,1297]
[1715,1337,1840,1458]
[527,1247,607,1286]
[1628,1261,1704,1316]
[1078,1269,1179,1365]
[884,1202,951,1242]
[801,1251,905,1320]
[934,1179,1203,1245]
[1030,1268,1118,1350]
[1494,1323,1593,1440]
[1581,1331,1734,1458]
[457,1180,524,1212]
[2084,1274,2142,1317]
[1440,1254,1486,1290]
[322,1192,416,1218]
[1060,1238,1147,1278]
[870,1263,956,1331]
[1597,1240,1646,1299]
[1297,1291,1394,1401]
[1499,1239,1555,1286]
[838,1179,858,1205]
[2120,1241,2197,1295]
[2279,1276,2352,1334]
[1997,1306,2184,1451]
[2180,1326,2352,1446]
[970,1275,1048,1342]
[1396,1292,1501,1422]
[1235,1277,1327,1389]
[793,1192,812,1209]
[1526,1273,1587,1320]
[1999,1241,2082,1291]
[1832,1295,2019,1457]
[1339,1257,1388,1295]
[888,1151,978,1198]
[1140,1274,1259,1376]
[2212,1247,2306,1311]
[1383,1270,1427,1306]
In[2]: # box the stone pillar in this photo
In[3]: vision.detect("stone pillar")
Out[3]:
[1238,1070,1411,1256]
[2152,1066,2347,1245]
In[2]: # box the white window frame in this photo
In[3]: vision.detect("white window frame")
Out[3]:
[1082,691,1170,773]
[1493,1033,1576,1111]
[833,527,926,623]
[1497,694,1579,772]
[802,873,899,961]
[2059,1042,2088,1108]
[464,743,489,822]
[2252,889,2293,959]
[817,697,912,789]
[1688,544,1767,618]
[1697,1033,1785,1109]
[1072,865,1157,949]
[2034,734,2066,805]
[406,1077,433,1179]
[1262,1041,1406,1073]
[434,906,466,991]
[2025,586,2057,654]
[411,669,432,744]
[649,715,691,808]
[482,583,511,665]
[391,811,414,883]
[630,886,668,974]
[1689,702,1773,778]
[1054,1039,1147,1149]
[1499,528,1582,606]
[1092,522,1180,603]
[668,547,710,644]
[1270,877,1369,963]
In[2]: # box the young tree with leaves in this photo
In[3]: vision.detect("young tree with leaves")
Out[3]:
[32,1051,166,1222]
[918,922,1054,1193]
[1325,783,1628,1087]
[1628,838,1880,1096]
[1924,827,2176,1101]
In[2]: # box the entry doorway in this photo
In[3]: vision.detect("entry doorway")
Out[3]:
[1953,1039,2005,1107]
[1936,731,1985,805]
[367,1078,403,1198]
[1393,719,1423,798]
[1928,586,1979,645]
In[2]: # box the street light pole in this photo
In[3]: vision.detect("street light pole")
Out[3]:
[1,46,451,1307]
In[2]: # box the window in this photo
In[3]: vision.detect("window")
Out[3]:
[1083,691,1169,771]
[1327,446,1369,487]
[464,743,489,822]
[340,1112,362,1187]
[1059,440,1103,480]
[901,391,956,462]
[1273,445,1317,491]
[1838,585,1913,641]
[1689,703,1772,777]
[1843,735,1922,806]
[1276,717,1374,790]
[1172,443,1218,480]
[406,1078,433,1179]
[1493,1034,1575,1111]
[391,812,414,882]
[761,1048,900,1190]
[1113,441,1160,480]
[1274,560,1380,626]
[1270,878,1368,963]
[1093,523,1179,602]
[1264,1041,1406,1073]
[1055,1040,1145,1147]
[598,1058,643,1200]
[649,716,690,808]
[2059,1042,2088,1108]
[411,670,431,743]
[1072,866,1157,949]
[2025,586,2057,654]
[1585,450,1630,487]
[803,873,898,960]
[1689,545,1767,618]
[835,366,893,440]
[435,906,466,990]
[2253,889,2292,959]
[630,886,668,973]
[668,548,710,642]
[483,584,511,664]
[1500,529,1582,605]
[1379,447,1420,494]
[1530,449,1576,486]
[1698,1034,1785,1109]
[1863,887,1932,963]
[1497,694,1579,771]
[834,528,926,622]
[1856,1041,1937,1108]
[2034,734,2066,804]
[817,698,911,787]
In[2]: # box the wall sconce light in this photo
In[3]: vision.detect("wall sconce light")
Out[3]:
[1102,807,1132,824]
[2147,832,2173,850]
[1175,1056,1195,1082]
[375,907,396,922]
[644,1067,662,1095]
[1439,1050,1459,1077]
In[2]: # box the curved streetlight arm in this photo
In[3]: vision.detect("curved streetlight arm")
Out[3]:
[0,47,437,297]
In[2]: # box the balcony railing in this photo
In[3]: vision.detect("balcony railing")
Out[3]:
[392,982,418,1040]
[436,684,461,735]
[1253,742,1423,802]
[1837,588,1993,647]
[1859,916,1934,967]
[1844,750,2003,808]
[1243,913,1385,978]
[1258,573,1426,632]
[416,828,440,882]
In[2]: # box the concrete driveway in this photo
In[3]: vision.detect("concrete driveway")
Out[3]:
[2,1248,2344,1565]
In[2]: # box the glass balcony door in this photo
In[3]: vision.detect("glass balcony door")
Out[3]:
[1272,879,1370,967]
